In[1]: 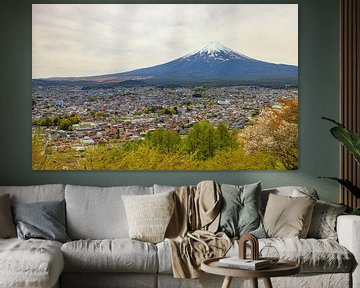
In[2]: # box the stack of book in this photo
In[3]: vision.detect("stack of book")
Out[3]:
[218,257,271,270]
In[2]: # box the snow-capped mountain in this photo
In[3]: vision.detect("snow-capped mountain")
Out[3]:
[36,42,298,86]
[112,42,297,84]
[182,42,255,62]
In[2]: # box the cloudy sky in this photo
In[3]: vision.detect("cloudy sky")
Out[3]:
[32,4,298,78]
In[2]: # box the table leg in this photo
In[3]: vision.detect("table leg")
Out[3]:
[221,276,233,288]
[251,278,258,288]
[263,277,273,288]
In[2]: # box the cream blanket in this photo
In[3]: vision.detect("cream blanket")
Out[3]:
[165,181,231,278]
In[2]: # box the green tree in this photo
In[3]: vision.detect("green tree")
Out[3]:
[145,128,181,153]
[69,115,81,124]
[32,114,80,128]
[201,146,280,170]
[185,120,218,160]
[58,118,72,131]
[216,123,238,149]
[185,121,239,161]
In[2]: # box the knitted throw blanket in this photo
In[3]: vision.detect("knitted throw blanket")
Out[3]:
[165,180,231,278]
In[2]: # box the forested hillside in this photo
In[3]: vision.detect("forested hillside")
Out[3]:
[32,98,298,170]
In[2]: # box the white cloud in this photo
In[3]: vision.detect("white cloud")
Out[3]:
[32,4,298,78]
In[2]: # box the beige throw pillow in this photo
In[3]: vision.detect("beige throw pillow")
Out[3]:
[0,194,17,238]
[122,191,175,243]
[263,193,316,238]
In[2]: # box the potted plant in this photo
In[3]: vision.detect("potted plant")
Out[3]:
[320,117,360,215]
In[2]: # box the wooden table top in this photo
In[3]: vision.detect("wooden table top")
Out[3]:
[201,257,300,278]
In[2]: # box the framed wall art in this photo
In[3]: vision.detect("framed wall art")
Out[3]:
[32,4,298,170]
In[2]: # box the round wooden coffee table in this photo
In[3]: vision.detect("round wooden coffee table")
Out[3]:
[201,257,300,288]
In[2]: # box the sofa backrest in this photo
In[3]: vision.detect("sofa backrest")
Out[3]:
[0,184,320,240]
[0,184,65,204]
[65,184,154,240]
[153,184,176,194]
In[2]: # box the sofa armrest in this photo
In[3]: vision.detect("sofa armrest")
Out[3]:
[337,215,360,288]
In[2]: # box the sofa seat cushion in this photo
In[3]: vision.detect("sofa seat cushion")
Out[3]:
[157,238,354,274]
[261,238,353,273]
[0,238,64,288]
[62,239,158,273]
[232,238,353,273]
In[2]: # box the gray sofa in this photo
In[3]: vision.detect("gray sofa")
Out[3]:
[0,184,359,288]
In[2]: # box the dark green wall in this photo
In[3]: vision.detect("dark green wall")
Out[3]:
[0,0,340,202]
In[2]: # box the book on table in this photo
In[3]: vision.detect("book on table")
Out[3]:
[218,257,271,270]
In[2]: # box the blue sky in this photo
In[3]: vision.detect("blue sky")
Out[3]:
[32,4,298,78]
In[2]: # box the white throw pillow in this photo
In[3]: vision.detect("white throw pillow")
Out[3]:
[122,191,175,243]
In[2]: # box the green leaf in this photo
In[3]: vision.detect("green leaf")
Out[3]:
[322,116,344,127]
[319,177,360,198]
[330,127,360,165]
[322,117,360,165]
[351,208,360,215]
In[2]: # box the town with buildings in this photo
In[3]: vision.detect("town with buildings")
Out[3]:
[32,85,298,151]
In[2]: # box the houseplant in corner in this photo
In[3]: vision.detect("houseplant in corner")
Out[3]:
[320,117,360,215]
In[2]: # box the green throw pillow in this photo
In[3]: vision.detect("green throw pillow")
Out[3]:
[218,182,266,238]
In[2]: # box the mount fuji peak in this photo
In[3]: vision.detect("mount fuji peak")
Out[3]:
[111,42,297,85]
[183,42,254,62]
[196,42,236,54]
[38,42,298,86]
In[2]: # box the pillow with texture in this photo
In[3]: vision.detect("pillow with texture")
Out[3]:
[122,191,175,243]
[218,182,266,238]
[12,200,70,243]
[263,193,316,238]
[0,194,16,238]
[307,200,347,240]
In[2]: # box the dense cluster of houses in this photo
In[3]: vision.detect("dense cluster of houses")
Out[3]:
[32,85,297,150]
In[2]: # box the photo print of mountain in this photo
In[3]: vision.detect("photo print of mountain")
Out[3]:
[32,4,298,170]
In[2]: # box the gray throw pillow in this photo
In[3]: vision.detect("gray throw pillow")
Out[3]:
[12,200,70,243]
[0,194,16,238]
[307,200,347,240]
[218,182,266,238]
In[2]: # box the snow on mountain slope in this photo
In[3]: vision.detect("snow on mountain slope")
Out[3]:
[183,42,255,62]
